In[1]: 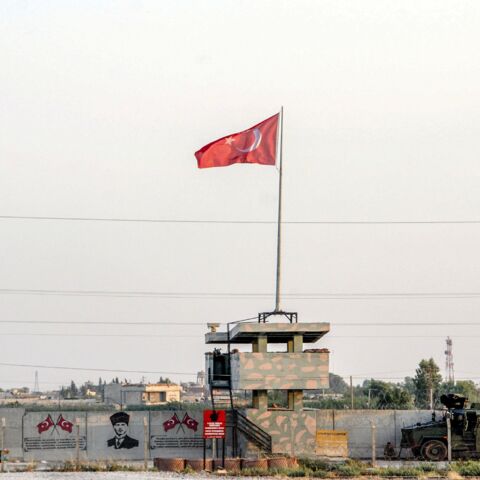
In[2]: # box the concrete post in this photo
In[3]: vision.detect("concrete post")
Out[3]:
[253,336,267,353]
[252,390,268,410]
[447,415,452,462]
[293,335,303,353]
[143,417,148,470]
[288,390,303,411]
[371,423,376,466]
[0,418,5,473]
[75,418,80,470]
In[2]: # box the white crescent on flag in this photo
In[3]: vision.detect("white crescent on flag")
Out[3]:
[235,128,262,153]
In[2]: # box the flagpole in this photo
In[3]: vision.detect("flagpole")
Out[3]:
[274,106,284,313]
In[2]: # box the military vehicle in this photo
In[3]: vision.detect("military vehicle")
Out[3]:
[401,394,480,460]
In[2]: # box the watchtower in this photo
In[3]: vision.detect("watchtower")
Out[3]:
[205,313,330,455]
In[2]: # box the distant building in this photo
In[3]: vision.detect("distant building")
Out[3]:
[103,382,181,406]
[180,371,206,403]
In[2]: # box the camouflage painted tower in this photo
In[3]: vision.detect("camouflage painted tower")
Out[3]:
[205,315,330,455]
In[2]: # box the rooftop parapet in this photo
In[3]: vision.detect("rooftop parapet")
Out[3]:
[205,321,330,344]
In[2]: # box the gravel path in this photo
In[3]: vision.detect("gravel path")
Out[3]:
[0,474,218,480]
[0,474,254,480]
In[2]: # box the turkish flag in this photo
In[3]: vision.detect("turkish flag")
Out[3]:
[182,412,199,432]
[37,415,54,434]
[57,414,74,433]
[195,113,279,168]
[163,413,180,432]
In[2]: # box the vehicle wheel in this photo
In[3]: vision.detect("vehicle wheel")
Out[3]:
[421,440,447,461]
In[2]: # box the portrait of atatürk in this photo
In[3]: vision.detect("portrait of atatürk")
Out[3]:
[107,412,139,449]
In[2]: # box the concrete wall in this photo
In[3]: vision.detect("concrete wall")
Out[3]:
[0,408,25,460]
[0,407,437,461]
[244,408,439,459]
[0,408,205,462]
[245,408,317,457]
[231,352,329,390]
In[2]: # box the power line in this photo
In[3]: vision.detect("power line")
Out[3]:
[0,333,200,338]
[333,322,480,326]
[1,333,480,339]
[0,362,194,376]
[0,320,209,326]
[2,288,480,299]
[0,316,256,326]
[0,319,479,327]
[2,214,480,225]
[2,361,480,384]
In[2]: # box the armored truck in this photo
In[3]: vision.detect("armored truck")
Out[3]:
[401,394,480,461]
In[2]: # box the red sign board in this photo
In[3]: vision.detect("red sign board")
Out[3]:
[203,410,226,439]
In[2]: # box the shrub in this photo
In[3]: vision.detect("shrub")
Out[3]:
[451,461,480,477]
[286,469,307,477]
[378,466,423,477]
[334,464,362,477]
[240,467,271,476]
[298,458,331,472]
[311,470,329,478]
[417,463,437,472]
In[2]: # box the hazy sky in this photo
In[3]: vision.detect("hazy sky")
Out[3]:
[1,0,480,391]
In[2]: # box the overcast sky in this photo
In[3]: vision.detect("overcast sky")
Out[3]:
[1,0,480,391]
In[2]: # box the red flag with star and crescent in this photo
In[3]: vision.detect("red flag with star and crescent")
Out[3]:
[163,413,181,432]
[57,414,74,433]
[37,415,55,434]
[195,114,279,168]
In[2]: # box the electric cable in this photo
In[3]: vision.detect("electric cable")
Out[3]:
[2,214,480,224]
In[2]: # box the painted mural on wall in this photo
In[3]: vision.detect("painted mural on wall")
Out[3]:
[150,411,203,449]
[85,411,146,461]
[107,412,139,450]
[23,412,86,451]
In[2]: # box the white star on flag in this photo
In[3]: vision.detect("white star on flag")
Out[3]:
[224,136,234,145]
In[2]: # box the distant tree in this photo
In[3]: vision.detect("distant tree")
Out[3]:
[439,380,480,404]
[362,379,412,409]
[403,376,416,396]
[329,373,349,395]
[70,381,78,398]
[413,358,442,409]
[158,377,172,384]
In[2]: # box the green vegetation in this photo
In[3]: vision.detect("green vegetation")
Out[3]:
[305,359,480,410]
[451,461,480,477]
[53,461,149,472]
[22,458,480,477]
[412,358,443,409]
[294,459,450,478]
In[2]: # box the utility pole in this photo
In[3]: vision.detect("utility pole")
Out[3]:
[350,376,354,410]
[34,371,39,394]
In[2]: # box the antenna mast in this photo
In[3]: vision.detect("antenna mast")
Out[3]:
[34,370,40,393]
[445,337,454,384]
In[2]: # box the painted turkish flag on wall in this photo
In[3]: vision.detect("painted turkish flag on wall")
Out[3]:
[195,113,279,168]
